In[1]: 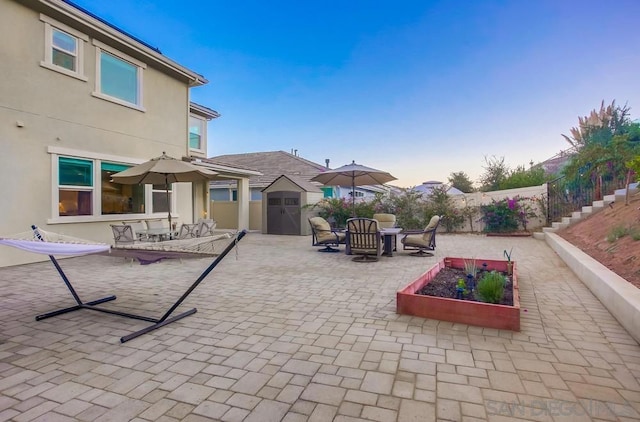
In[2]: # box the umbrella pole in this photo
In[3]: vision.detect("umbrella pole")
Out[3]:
[351,177,356,217]
[165,175,172,239]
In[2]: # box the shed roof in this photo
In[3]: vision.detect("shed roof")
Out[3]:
[262,174,323,193]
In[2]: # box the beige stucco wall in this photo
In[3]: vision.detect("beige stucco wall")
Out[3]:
[0,1,197,267]
[452,184,547,232]
[210,200,262,231]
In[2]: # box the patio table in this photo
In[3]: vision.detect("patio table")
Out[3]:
[380,227,402,257]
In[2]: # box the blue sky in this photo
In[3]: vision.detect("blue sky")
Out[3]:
[72,0,640,187]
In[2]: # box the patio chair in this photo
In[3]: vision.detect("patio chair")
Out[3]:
[177,223,199,239]
[373,213,396,229]
[111,224,136,246]
[373,213,397,251]
[146,219,166,230]
[346,218,382,262]
[124,220,149,242]
[308,217,346,252]
[196,219,216,237]
[400,215,441,257]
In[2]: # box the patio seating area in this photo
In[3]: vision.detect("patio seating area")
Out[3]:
[0,233,639,421]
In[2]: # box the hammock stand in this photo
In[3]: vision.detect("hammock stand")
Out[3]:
[1,226,247,343]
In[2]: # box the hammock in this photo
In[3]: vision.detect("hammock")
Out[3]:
[114,233,233,255]
[0,225,248,343]
[0,227,110,256]
[109,233,235,265]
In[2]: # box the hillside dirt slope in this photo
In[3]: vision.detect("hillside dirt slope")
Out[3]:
[557,191,640,288]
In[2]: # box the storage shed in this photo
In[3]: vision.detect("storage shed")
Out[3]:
[262,175,324,235]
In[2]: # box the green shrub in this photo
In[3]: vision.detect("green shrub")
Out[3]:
[476,271,505,304]
[607,225,628,243]
[424,186,464,232]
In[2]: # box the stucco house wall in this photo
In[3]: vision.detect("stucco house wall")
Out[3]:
[0,0,207,267]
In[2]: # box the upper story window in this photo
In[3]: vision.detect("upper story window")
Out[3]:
[40,15,88,81]
[52,29,77,70]
[189,116,206,151]
[92,40,146,111]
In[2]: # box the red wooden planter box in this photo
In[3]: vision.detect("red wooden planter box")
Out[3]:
[397,257,520,331]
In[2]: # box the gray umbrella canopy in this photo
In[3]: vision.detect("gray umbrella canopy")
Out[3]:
[311,161,397,215]
[111,152,218,232]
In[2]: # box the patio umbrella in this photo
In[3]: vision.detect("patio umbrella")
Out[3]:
[311,161,397,216]
[111,152,218,234]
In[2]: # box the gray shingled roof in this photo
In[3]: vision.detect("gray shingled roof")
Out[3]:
[208,151,328,188]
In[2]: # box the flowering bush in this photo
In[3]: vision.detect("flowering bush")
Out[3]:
[309,197,352,228]
[480,196,538,232]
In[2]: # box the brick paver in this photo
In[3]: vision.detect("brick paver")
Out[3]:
[0,233,639,421]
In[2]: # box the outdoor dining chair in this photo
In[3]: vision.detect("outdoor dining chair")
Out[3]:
[110,224,136,246]
[346,218,382,262]
[196,219,216,237]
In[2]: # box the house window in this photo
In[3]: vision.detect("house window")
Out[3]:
[322,187,333,198]
[189,116,205,151]
[100,52,138,104]
[58,157,93,216]
[93,40,145,110]
[52,29,77,71]
[53,152,159,220]
[40,15,88,80]
[101,162,145,214]
[152,184,172,213]
[232,190,237,201]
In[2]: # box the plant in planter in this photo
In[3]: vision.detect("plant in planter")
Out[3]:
[503,248,513,275]
[455,278,468,299]
[476,271,506,304]
[396,257,520,330]
[463,258,477,292]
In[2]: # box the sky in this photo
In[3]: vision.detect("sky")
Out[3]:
[71,0,640,188]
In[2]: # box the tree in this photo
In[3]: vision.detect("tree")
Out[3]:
[448,171,475,193]
[561,100,631,151]
[478,156,509,192]
[499,165,548,190]
[424,185,464,232]
[561,100,640,199]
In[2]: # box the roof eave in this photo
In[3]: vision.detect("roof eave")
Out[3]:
[40,0,206,86]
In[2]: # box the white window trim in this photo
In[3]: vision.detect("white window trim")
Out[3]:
[92,39,146,112]
[189,115,207,154]
[40,14,88,81]
[47,147,176,224]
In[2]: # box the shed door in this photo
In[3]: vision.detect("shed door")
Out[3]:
[267,191,301,235]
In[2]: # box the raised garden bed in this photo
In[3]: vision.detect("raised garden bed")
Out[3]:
[397,257,520,331]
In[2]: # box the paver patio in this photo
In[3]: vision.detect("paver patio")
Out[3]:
[0,233,639,421]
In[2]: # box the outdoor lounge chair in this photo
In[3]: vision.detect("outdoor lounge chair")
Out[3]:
[346,218,382,262]
[400,215,441,256]
[308,216,346,252]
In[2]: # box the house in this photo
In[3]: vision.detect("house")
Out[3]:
[0,0,254,267]
[205,151,388,231]
[412,181,464,196]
